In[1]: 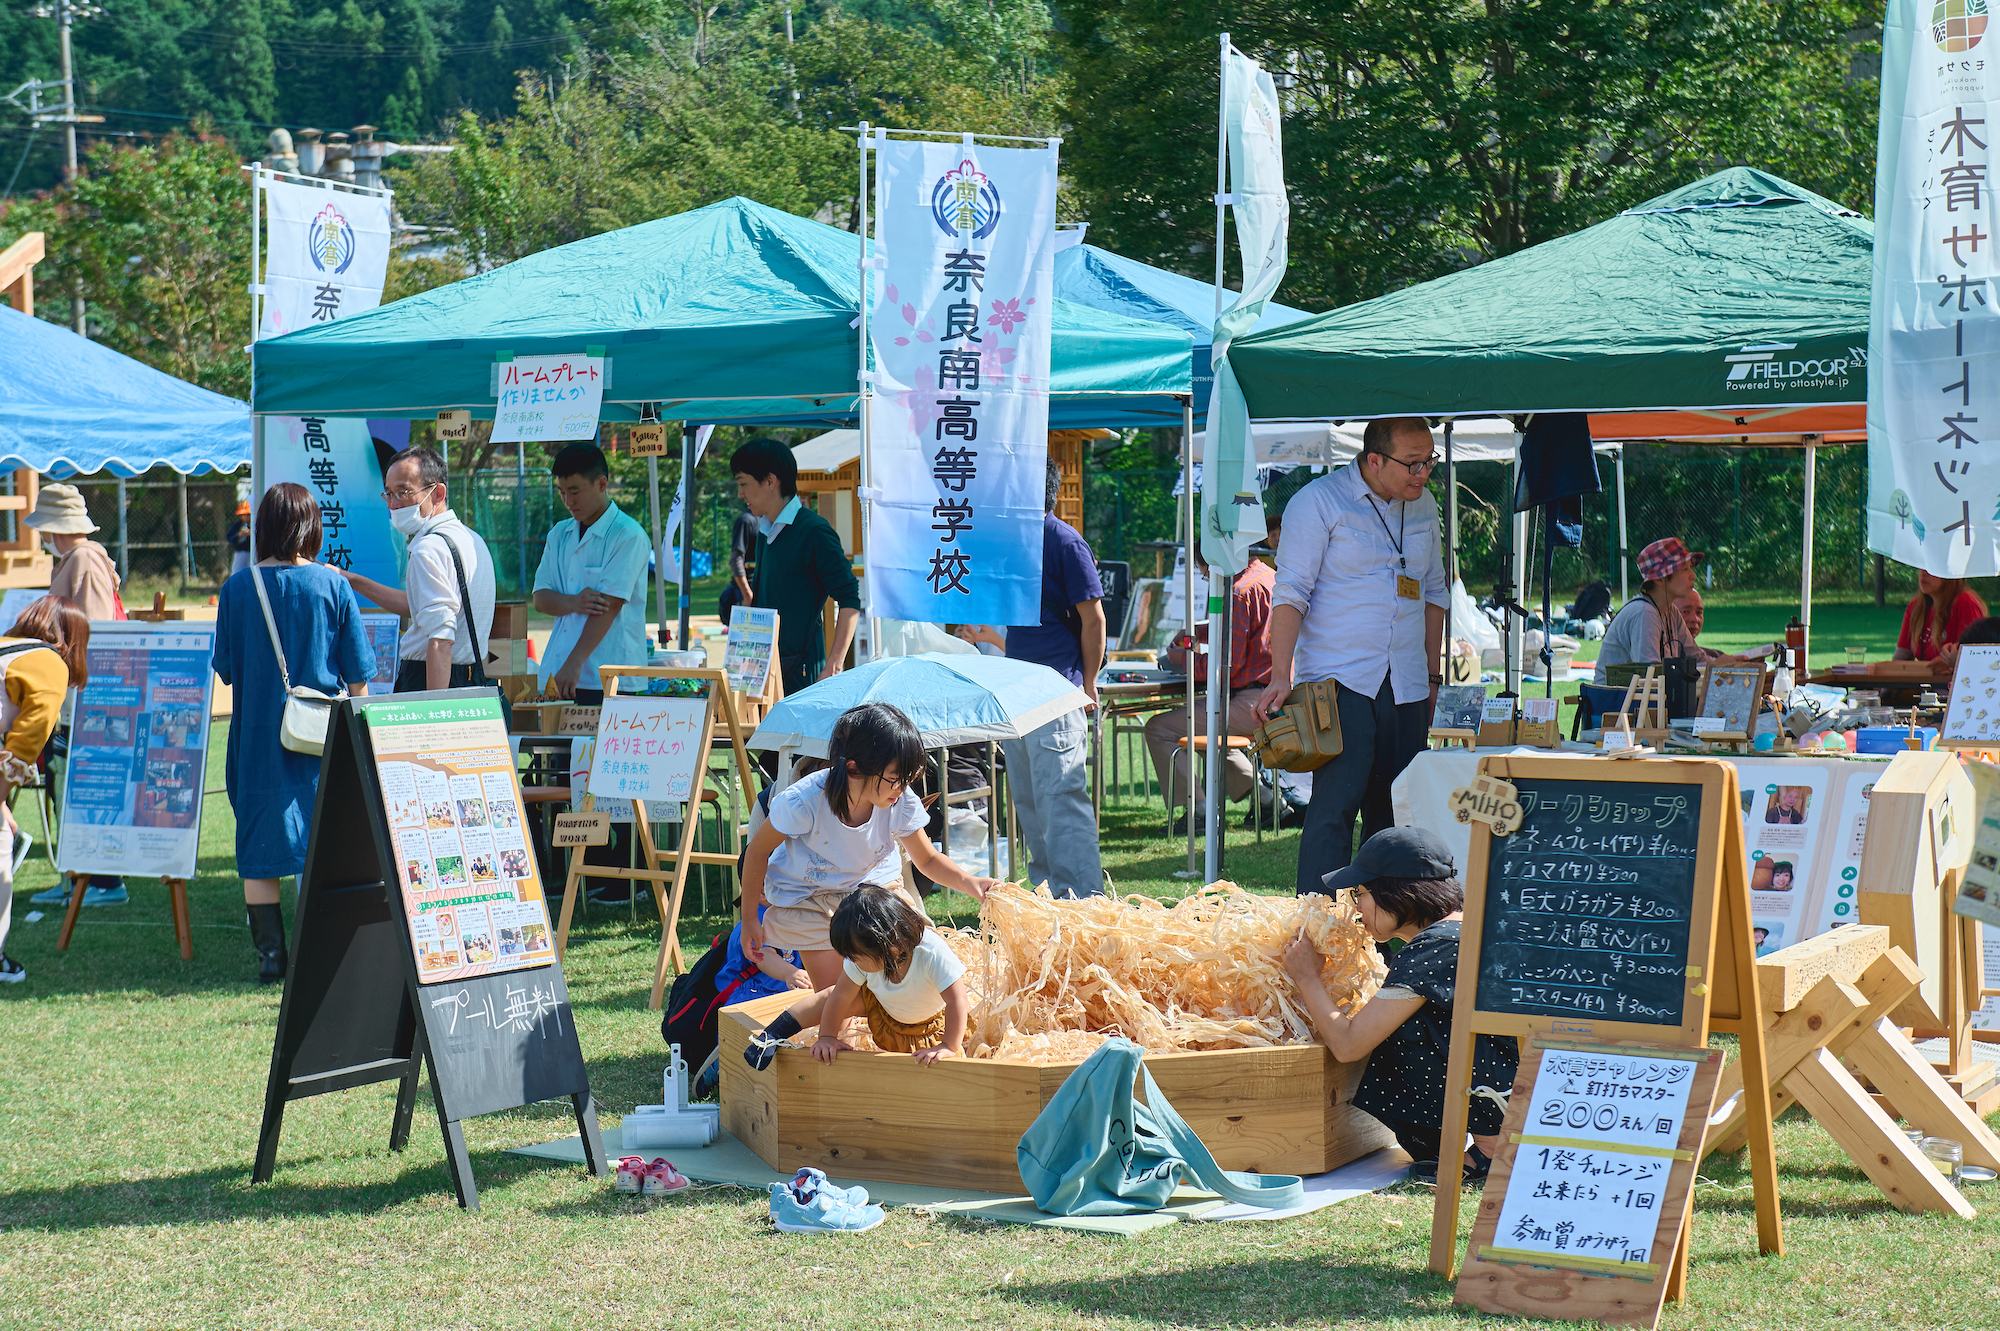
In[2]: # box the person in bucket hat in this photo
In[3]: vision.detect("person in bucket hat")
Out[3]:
[1590,536,1705,685]
[1280,827,1519,1186]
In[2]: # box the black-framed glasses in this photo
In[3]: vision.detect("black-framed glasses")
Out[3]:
[875,770,914,792]
[381,483,436,503]
[1388,454,1440,476]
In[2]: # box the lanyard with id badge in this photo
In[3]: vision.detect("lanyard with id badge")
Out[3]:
[1367,495,1422,601]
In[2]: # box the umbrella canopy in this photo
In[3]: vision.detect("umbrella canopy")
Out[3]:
[1227,168,1871,423]
[746,653,1088,756]
[252,196,1194,429]
[1053,243,1310,417]
[0,305,250,477]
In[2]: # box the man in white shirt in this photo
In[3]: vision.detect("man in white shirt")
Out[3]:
[533,442,652,703]
[1255,418,1447,895]
[340,445,498,692]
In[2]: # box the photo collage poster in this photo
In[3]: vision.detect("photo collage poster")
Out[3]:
[362,612,401,695]
[59,624,217,879]
[1733,759,1830,959]
[364,695,554,984]
[723,606,778,698]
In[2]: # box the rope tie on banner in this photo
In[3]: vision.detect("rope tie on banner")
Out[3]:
[1470,1085,1512,1114]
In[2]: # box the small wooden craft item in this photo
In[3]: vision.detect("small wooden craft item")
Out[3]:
[1695,663,1765,749]
[435,409,472,442]
[1430,683,1486,749]
[1449,774,1525,835]
[1476,694,1517,748]
[1617,667,1670,742]
[628,423,669,457]
[1515,696,1560,748]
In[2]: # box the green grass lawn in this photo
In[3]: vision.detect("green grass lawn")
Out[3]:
[2,721,1997,1329]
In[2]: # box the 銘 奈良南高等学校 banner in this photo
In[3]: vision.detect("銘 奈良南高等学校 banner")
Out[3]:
[1870,0,2000,573]
[258,175,391,339]
[868,136,1057,626]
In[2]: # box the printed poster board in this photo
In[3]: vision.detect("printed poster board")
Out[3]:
[362,611,401,695]
[723,605,778,698]
[1942,643,2000,747]
[366,693,556,984]
[58,622,217,880]
[592,694,708,804]
[1456,1040,1723,1329]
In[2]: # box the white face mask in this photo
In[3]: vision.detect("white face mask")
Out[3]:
[389,504,425,537]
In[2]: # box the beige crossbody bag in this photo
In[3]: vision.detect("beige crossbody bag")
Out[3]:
[249,562,342,756]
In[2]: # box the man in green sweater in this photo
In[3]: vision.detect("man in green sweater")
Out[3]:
[730,438,861,696]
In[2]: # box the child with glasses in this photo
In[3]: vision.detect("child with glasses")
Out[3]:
[738,702,999,1002]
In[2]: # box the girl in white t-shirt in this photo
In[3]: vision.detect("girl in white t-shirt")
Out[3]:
[745,885,971,1068]
[739,702,999,994]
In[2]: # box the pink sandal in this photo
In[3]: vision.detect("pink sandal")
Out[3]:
[642,1157,691,1195]
[614,1155,649,1194]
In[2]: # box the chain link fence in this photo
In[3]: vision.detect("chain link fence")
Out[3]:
[1079,443,1913,604]
[69,467,248,596]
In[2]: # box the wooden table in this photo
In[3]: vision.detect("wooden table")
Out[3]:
[1806,670,1947,695]
[1093,671,1204,812]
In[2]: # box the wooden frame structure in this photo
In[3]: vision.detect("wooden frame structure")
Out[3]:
[0,234,55,588]
[1695,663,1766,749]
[551,665,761,1009]
[1429,756,1782,1298]
[1617,667,1671,743]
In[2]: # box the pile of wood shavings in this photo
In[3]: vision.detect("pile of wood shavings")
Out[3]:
[949,880,1383,1063]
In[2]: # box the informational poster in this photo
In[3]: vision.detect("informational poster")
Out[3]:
[362,612,401,695]
[491,354,605,444]
[1485,1046,1704,1275]
[365,694,555,984]
[724,606,778,697]
[0,588,42,631]
[1943,644,2000,744]
[1735,760,1830,958]
[1813,769,1879,934]
[1972,926,2000,1031]
[867,136,1056,627]
[593,695,709,803]
[59,623,217,879]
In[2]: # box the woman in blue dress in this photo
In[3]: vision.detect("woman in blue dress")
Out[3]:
[212,483,374,982]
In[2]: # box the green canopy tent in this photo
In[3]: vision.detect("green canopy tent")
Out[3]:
[1226,167,1872,679]
[250,195,1193,642]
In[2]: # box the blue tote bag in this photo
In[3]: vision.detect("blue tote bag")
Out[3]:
[1017,1037,1305,1216]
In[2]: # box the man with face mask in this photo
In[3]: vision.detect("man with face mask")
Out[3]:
[337,445,497,693]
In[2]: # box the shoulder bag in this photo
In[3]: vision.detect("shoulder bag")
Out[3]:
[1248,678,1343,772]
[250,564,342,756]
[1017,1037,1304,1216]
[440,532,492,688]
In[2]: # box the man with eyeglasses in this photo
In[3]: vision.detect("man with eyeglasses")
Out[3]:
[339,444,498,694]
[1256,417,1447,895]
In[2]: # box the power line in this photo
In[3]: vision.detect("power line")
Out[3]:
[168,26,573,58]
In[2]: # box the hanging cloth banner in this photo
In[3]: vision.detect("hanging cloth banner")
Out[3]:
[661,425,715,586]
[257,175,392,339]
[868,136,1057,626]
[1201,44,1290,577]
[1868,0,2000,574]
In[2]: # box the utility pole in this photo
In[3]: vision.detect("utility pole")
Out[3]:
[21,0,104,334]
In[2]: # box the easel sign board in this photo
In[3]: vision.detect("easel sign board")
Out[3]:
[594,694,708,803]
[1942,644,2000,748]
[59,621,218,880]
[724,605,779,698]
[1431,755,1782,1281]
[367,694,557,982]
[254,690,604,1211]
[1456,1040,1722,1330]
[361,612,401,695]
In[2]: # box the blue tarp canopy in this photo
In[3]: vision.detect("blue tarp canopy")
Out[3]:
[252,197,1195,429]
[0,306,250,477]
[1052,243,1310,418]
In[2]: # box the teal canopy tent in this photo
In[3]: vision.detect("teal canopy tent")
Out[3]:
[251,196,1193,429]
[1226,168,1870,423]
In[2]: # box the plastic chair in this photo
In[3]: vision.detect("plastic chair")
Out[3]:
[1573,681,1636,737]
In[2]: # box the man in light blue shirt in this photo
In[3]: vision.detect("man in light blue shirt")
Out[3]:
[532,443,652,702]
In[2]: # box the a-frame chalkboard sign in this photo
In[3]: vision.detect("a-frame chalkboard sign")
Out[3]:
[1428,755,1783,1324]
[252,690,607,1209]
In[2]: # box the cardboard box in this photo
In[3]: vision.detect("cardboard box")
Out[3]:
[718,992,1396,1194]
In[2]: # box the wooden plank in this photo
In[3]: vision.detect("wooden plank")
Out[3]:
[1700,974,1867,1160]
[1842,1015,2000,1172]
[1755,925,1891,1014]
[1784,1047,1973,1217]
[1858,751,1971,1031]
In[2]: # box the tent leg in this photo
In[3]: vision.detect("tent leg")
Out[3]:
[1442,420,1454,670]
[1615,446,1630,605]
[1801,438,1817,670]
[1509,453,1527,698]
[648,454,666,644]
[678,426,695,648]
[1179,396,1199,880]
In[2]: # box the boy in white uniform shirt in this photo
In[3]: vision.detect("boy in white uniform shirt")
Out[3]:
[532,442,652,703]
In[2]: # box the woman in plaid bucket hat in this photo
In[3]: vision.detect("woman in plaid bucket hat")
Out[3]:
[1590,537,1704,685]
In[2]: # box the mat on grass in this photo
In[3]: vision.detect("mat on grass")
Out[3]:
[510,1121,1407,1234]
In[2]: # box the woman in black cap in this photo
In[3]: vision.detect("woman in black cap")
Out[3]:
[1281,825,1520,1184]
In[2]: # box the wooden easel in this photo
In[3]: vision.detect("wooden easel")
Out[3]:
[1430,756,1782,1303]
[1618,666,1671,743]
[550,665,762,1010]
[55,872,193,959]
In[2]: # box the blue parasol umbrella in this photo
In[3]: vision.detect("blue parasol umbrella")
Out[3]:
[746,653,1088,757]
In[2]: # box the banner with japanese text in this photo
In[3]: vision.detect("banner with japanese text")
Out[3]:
[867,136,1056,626]
[1869,0,2000,573]
[257,175,391,339]
[261,415,403,600]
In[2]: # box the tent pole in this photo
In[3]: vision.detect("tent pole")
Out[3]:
[678,425,695,647]
[1615,445,1630,604]
[1801,436,1817,670]
[517,440,528,597]
[1442,419,1454,672]
[177,473,190,588]
[648,453,666,645]
[116,476,128,582]
[857,121,878,664]
[251,414,265,511]
[1203,37,1230,886]
[1179,395,1198,879]
[1509,450,1526,698]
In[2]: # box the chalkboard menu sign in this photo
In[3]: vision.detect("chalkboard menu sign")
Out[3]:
[1476,777,1702,1027]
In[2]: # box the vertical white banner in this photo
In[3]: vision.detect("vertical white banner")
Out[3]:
[258,176,392,338]
[868,137,1056,626]
[1869,0,2000,574]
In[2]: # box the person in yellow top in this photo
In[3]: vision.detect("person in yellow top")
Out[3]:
[0,594,87,983]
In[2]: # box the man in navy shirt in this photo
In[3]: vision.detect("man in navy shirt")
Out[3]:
[1001,461,1106,898]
